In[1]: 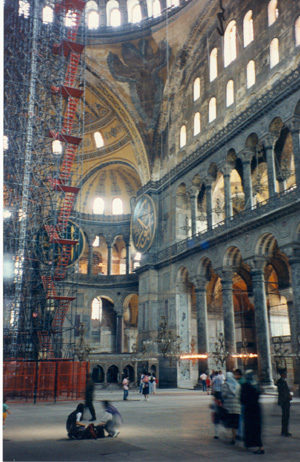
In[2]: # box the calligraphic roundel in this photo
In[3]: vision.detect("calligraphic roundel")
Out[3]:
[131,194,157,253]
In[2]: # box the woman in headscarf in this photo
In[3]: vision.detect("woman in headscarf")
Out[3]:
[222,371,241,445]
[241,370,264,454]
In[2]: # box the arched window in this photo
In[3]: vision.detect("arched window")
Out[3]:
[226,80,234,107]
[246,60,256,88]
[268,0,279,27]
[224,20,237,67]
[93,197,105,214]
[94,131,104,148]
[86,1,99,29]
[167,0,180,7]
[209,97,217,123]
[52,140,63,155]
[128,0,142,23]
[18,1,30,18]
[93,236,100,247]
[243,10,254,47]
[193,113,201,136]
[180,125,187,148]
[42,6,53,24]
[147,0,161,17]
[107,1,121,26]
[88,10,99,29]
[193,77,201,101]
[91,297,102,321]
[3,135,9,151]
[132,4,142,22]
[295,16,300,47]
[112,198,123,215]
[270,38,279,68]
[65,10,77,28]
[209,48,218,82]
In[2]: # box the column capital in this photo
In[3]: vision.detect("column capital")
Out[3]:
[259,133,277,148]
[187,185,199,198]
[282,244,300,259]
[219,164,233,176]
[239,148,255,163]
[284,116,300,133]
[245,256,266,272]
[191,275,207,290]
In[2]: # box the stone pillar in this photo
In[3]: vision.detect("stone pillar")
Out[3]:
[223,171,233,220]
[241,154,253,209]
[88,242,93,275]
[221,273,237,371]
[288,255,300,336]
[98,0,106,27]
[290,127,300,186]
[119,3,128,24]
[139,0,148,19]
[205,183,213,230]
[126,242,131,274]
[194,281,209,372]
[107,243,112,276]
[251,266,273,386]
[116,314,123,353]
[263,136,277,198]
[188,187,198,235]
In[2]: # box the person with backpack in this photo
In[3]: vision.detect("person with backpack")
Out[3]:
[66,403,86,439]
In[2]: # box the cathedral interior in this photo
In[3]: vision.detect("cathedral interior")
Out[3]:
[3,0,300,390]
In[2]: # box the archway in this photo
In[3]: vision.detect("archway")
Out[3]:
[107,365,119,383]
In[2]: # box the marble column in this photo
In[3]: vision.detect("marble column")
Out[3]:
[241,157,253,209]
[291,128,300,186]
[223,172,233,220]
[289,255,300,335]
[251,268,273,385]
[116,314,123,353]
[189,189,198,236]
[87,243,93,276]
[205,183,213,230]
[126,242,130,274]
[107,244,112,276]
[195,284,209,371]
[263,137,277,198]
[221,274,237,371]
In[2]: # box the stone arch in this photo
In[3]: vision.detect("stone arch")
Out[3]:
[122,364,135,383]
[245,132,259,149]
[107,364,119,383]
[92,365,105,383]
[269,116,284,138]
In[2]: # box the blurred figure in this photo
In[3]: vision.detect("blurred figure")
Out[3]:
[222,372,241,445]
[206,375,211,395]
[85,373,96,421]
[210,394,222,439]
[142,372,150,400]
[234,368,245,440]
[66,403,86,439]
[3,398,11,429]
[241,370,264,454]
[212,370,223,399]
[276,369,292,437]
[101,400,123,438]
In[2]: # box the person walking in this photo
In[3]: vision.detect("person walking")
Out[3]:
[240,370,264,454]
[122,376,129,401]
[200,372,207,392]
[142,372,150,400]
[276,369,292,437]
[85,373,96,421]
[3,398,11,429]
[222,371,241,445]
[212,370,223,399]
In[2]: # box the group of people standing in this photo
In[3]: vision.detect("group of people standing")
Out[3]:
[139,372,157,400]
[209,367,293,455]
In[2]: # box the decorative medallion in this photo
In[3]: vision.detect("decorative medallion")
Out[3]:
[131,194,157,253]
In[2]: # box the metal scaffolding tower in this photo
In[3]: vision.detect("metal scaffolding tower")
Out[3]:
[3,0,86,359]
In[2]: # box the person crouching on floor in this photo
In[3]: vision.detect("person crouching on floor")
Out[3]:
[101,400,123,438]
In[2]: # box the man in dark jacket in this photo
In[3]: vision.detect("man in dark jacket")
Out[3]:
[85,373,96,421]
[276,369,292,437]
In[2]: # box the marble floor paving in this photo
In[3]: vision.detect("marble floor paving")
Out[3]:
[2,388,300,462]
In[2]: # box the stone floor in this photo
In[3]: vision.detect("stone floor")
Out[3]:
[2,388,300,462]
